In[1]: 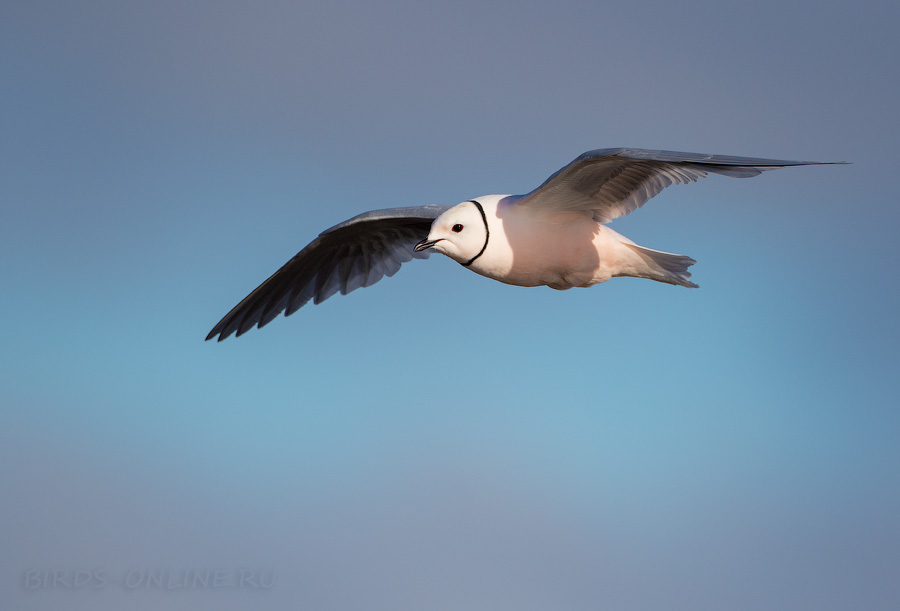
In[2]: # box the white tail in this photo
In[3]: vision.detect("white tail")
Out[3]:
[616,242,699,288]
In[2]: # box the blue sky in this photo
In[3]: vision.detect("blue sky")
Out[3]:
[2,1,899,609]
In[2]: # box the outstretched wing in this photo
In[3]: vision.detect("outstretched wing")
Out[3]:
[206,205,450,341]
[517,148,839,223]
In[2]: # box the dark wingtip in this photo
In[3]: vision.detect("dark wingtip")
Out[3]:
[205,322,237,342]
[205,328,226,342]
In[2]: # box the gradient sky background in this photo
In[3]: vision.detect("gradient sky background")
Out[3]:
[2,1,899,610]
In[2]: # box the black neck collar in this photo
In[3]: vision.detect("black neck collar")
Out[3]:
[462,200,490,267]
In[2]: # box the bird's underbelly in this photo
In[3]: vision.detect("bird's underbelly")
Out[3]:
[470,216,629,290]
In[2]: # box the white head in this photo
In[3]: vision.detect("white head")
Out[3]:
[414,200,491,266]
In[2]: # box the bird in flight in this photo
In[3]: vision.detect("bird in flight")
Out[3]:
[207,148,838,341]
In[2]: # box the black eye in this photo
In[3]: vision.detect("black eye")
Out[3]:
[452,224,464,233]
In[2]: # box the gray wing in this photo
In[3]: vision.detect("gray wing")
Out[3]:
[517,148,840,223]
[206,205,450,341]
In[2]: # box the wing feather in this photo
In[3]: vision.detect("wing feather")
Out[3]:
[206,205,449,341]
[518,148,839,223]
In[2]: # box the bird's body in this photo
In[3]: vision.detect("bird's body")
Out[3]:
[429,194,694,290]
[207,148,841,341]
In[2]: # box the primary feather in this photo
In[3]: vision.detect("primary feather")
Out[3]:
[519,148,828,223]
[206,205,448,341]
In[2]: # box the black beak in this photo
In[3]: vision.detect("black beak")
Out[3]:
[414,238,441,252]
